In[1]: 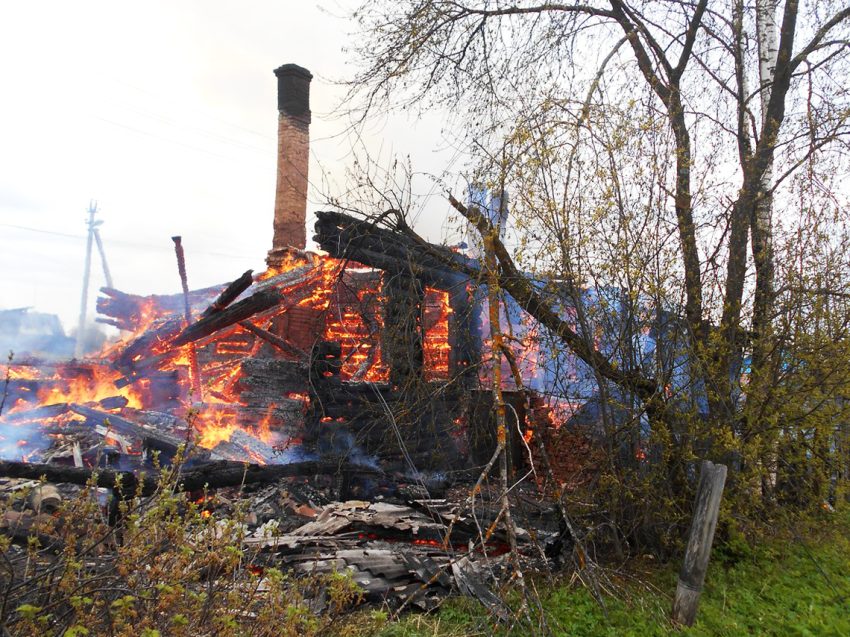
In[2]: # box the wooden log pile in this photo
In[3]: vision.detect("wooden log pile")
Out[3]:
[314,210,474,292]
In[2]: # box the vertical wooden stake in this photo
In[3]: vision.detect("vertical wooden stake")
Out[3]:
[172,236,203,403]
[672,459,728,627]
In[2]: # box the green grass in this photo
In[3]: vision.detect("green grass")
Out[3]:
[374,509,850,637]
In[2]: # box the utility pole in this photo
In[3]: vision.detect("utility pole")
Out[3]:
[75,201,98,358]
[93,223,114,290]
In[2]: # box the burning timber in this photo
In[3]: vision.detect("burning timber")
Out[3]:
[1,242,465,471]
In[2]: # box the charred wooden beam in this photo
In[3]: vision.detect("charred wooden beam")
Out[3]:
[315,219,454,275]
[239,357,310,387]
[1,403,71,423]
[172,289,283,347]
[97,285,224,332]
[238,320,306,359]
[69,404,188,455]
[201,270,255,318]
[314,210,474,290]
[0,459,384,498]
[116,318,184,369]
[383,273,425,383]
[309,342,342,385]
[255,263,317,292]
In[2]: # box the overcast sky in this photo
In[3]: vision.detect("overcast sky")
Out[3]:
[0,1,463,336]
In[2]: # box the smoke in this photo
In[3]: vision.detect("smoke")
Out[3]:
[319,430,379,470]
[273,446,318,465]
[0,421,47,461]
[402,467,447,489]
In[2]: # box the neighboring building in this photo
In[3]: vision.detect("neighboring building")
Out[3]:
[0,308,75,359]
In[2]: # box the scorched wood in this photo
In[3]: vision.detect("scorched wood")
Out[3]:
[172,289,282,347]
[0,459,385,497]
[211,429,278,465]
[116,318,184,370]
[97,285,224,332]
[314,210,473,290]
[69,404,187,453]
[201,269,254,318]
[238,320,306,359]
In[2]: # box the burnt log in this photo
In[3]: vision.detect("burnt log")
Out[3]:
[211,430,278,465]
[113,351,177,388]
[314,210,474,291]
[69,404,188,455]
[172,290,283,347]
[239,357,310,388]
[99,396,129,411]
[309,342,342,384]
[384,273,425,383]
[238,320,306,359]
[255,263,317,293]
[97,285,224,332]
[116,318,184,369]
[201,269,255,318]
[0,459,384,498]
[2,403,71,423]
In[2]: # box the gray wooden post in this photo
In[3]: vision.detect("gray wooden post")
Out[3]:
[672,460,728,627]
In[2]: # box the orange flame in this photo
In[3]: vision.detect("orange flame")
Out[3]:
[423,288,452,381]
[194,410,238,448]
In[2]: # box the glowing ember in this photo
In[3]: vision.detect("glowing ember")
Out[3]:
[325,271,389,382]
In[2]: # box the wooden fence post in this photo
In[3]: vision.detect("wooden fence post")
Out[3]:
[672,459,728,627]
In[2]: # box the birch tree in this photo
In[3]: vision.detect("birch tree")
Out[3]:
[339,0,850,520]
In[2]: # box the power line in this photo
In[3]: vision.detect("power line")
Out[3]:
[96,96,276,157]
[0,223,262,261]
[95,72,275,141]
[0,222,84,240]
[81,112,275,172]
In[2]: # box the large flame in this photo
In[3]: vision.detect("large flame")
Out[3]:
[423,288,452,381]
[2,365,144,413]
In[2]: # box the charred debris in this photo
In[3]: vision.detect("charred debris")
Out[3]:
[0,211,571,611]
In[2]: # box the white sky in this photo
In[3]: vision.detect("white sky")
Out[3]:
[0,1,464,336]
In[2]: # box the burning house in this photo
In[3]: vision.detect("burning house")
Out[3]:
[0,63,697,499]
[0,63,513,483]
[0,62,702,618]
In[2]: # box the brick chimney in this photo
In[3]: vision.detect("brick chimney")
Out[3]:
[267,63,312,266]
